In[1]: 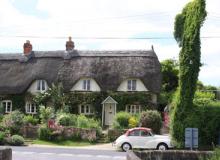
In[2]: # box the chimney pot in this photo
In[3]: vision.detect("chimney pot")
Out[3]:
[66,36,74,51]
[23,40,32,55]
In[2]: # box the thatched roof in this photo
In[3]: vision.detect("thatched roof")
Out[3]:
[0,50,161,94]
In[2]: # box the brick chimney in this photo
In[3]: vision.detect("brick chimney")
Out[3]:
[66,36,74,51]
[23,40,32,55]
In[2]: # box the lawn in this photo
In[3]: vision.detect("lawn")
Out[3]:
[30,139,96,147]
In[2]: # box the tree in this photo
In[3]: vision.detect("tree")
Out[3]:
[171,0,207,147]
[161,59,179,92]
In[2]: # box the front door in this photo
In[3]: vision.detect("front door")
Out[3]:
[104,103,115,125]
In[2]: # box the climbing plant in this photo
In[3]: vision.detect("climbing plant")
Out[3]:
[171,0,207,147]
[34,84,153,120]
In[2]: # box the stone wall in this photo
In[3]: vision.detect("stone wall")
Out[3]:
[127,150,213,160]
[0,148,12,160]
[63,127,96,141]
[21,125,39,138]
[21,125,97,141]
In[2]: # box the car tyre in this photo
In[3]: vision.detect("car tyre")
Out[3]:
[121,143,132,152]
[157,143,168,150]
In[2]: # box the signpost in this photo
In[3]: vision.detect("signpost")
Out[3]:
[185,128,198,150]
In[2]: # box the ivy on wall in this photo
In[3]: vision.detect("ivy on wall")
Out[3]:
[65,91,153,119]
[1,83,154,118]
[171,0,207,147]
[1,94,27,112]
[34,89,154,119]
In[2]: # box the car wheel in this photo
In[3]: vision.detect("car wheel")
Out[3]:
[157,143,168,150]
[121,143,132,152]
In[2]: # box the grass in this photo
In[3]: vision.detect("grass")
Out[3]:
[29,139,96,147]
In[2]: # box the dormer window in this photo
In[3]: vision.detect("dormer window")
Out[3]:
[117,79,147,92]
[128,80,136,91]
[1,100,12,113]
[37,80,47,91]
[83,79,91,91]
[71,78,100,92]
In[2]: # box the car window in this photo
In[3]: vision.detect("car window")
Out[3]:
[128,130,140,136]
[140,130,151,137]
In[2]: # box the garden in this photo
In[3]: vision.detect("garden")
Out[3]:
[0,105,102,146]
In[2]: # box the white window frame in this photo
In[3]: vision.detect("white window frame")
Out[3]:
[127,79,137,91]
[25,102,37,114]
[82,79,91,91]
[126,105,141,114]
[79,104,94,115]
[36,80,47,92]
[1,100,12,113]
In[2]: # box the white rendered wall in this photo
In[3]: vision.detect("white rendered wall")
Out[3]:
[71,78,101,91]
[117,79,148,91]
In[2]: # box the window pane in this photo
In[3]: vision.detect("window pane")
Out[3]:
[83,80,87,90]
[132,80,136,91]
[26,104,30,113]
[31,104,35,113]
[86,105,89,113]
[141,130,150,137]
[81,105,84,113]
[127,80,132,90]
[42,80,45,90]
[87,80,90,90]
[129,130,140,136]
[37,81,41,90]
[7,102,11,112]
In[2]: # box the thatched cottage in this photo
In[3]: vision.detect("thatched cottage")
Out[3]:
[0,38,161,126]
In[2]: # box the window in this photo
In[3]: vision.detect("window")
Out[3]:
[2,100,12,113]
[126,105,141,114]
[127,80,136,91]
[26,102,37,114]
[82,79,91,91]
[140,130,151,137]
[79,104,94,115]
[128,130,140,136]
[37,80,47,91]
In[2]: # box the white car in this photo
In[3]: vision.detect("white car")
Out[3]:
[113,127,172,151]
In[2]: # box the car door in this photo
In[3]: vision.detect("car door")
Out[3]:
[127,129,141,148]
[139,130,155,149]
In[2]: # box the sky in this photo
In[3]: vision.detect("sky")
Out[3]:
[0,0,220,87]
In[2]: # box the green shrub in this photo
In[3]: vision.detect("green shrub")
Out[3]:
[88,118,102,137]
[1,110,24,134]
[0,131,6,145]
[206,148,220,160]
[77,115,89,128]
[9,135,25,146]
[171,103,220,147]
[38,125,52,140]
[39,106,55,124]
[194,91,215,106]
[112,112,131,129]
[140,110,162,134]
[56,112,77,126]
[23,115,39,126]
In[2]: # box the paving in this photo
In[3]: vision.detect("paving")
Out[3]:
[28,142,115,150]
[12,145,126,160]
